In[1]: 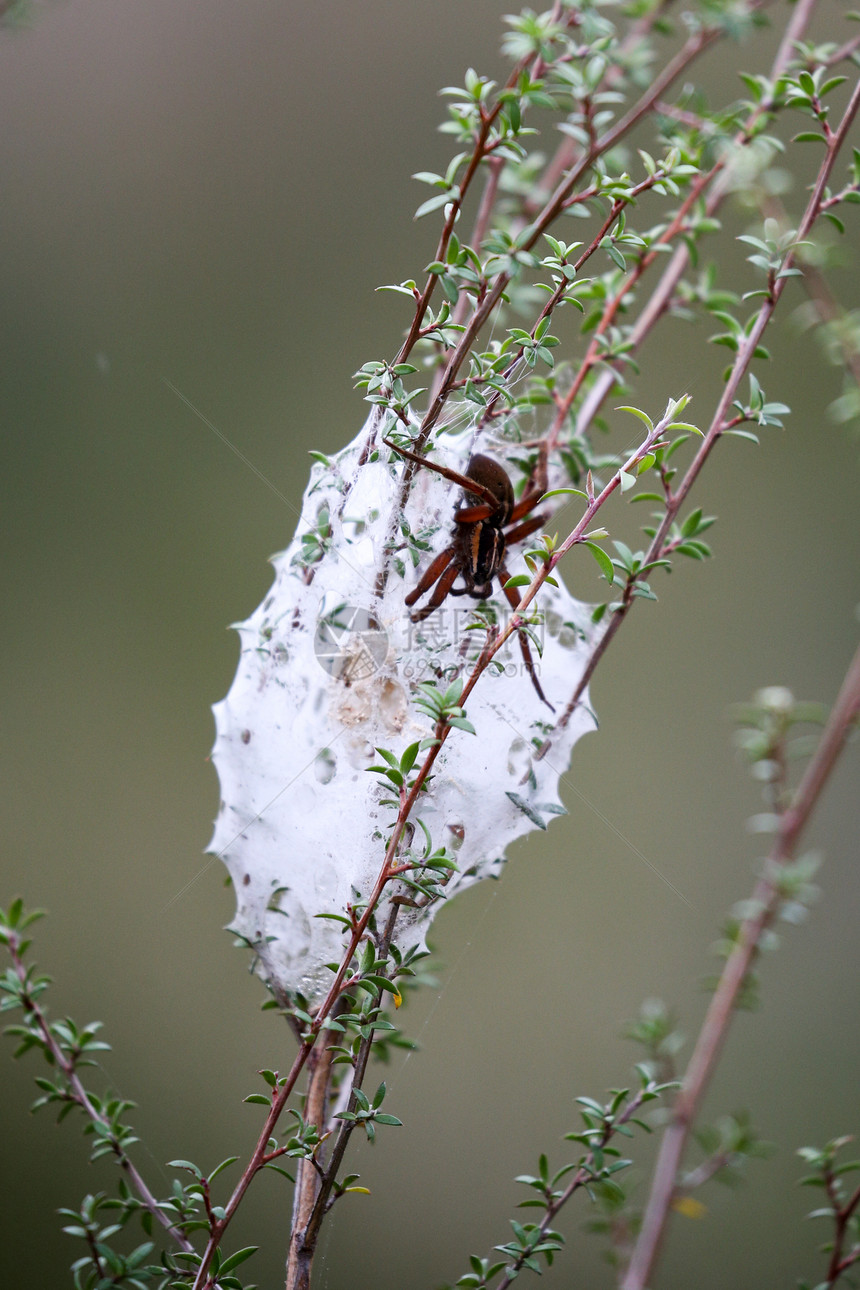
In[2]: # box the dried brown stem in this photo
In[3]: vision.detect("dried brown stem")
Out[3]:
[285,1036,336,1290]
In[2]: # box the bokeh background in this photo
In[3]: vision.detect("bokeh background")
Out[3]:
[1,2,858,1286]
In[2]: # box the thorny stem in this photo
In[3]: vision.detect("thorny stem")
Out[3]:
[622,637,860,1290]
[4,932,195,1255]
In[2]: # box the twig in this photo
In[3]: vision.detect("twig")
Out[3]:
[195,12,858,1286]
[622,638,860,1290]
[5,931,194,1254]
[825,1170,860,1285]
[285,1035,337,1290]
[575,0,822,436]
[542,66,860,757]
[495,1085,653,1290]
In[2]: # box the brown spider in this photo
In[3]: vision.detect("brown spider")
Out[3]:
[383,436,554,711]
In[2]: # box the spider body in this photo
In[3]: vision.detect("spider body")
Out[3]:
[384,437,554,710]
[447,453,513,599]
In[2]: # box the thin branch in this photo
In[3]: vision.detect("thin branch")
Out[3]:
[622,638,860,1290]
[524,0,696,215]
[574,0,820,435]
[411,23,720,455]
[396,1,572,369]
[193,396,675,1289]
[827,1172,860,1286]
[823,31,860,69]
[542,66,860,757]
[284,1035,337,1290]
[494,1085,654,1290]
[5,931,194,1255]
[195,11,857,1286]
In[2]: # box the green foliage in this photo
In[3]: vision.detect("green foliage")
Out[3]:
[4,2,860,1287]
[687,1112,775,1189]
[624,997,685,1080]
[290,504,333,573]
[733,686,828,809]
[448,1068,676,1288]
[366,740,430,807]
[412,677,477,734]
[797,1137,860,1289]
[334,1080,403,1144]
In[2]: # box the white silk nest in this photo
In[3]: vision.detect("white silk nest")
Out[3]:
[209,410,598,1001]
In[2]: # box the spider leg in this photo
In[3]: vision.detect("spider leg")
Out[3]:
[504,510,547,546]
[383,437,500,510]
[407,551,461,621]
[453,502,493,523]
[509,441,549,522]
[499,560,555,712]
[403,544,456,609]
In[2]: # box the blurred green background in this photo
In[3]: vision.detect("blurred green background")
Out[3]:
[1,2,858,1286]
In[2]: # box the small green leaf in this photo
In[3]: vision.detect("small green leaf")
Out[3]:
[540,487,586,500]
[414,189,459,220]
[616,405,654,432]
[219,1247,259,1274]
[208,1157,239,1182]
[585,541,615,584]
[506,792,547,829]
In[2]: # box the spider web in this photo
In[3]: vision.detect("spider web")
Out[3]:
[209,407,599,1000]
